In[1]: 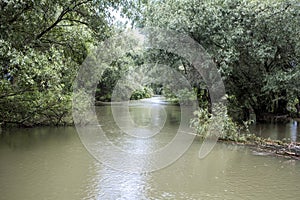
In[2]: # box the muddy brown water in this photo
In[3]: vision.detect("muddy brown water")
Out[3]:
[1,102,299,199]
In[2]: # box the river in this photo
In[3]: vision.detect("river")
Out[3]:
[0,100,300,199]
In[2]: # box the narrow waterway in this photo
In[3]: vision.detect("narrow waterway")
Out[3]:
[0,101,299,199]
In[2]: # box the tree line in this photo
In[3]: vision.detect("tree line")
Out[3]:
[1,0,299,127]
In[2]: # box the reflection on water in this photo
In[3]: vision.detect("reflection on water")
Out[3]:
[250,121,300,142]
[0,104,300,200]
[86,163,150,200]
[291,121,299,142]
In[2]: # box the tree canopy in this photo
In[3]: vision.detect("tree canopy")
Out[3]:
[0,0,123,126]
[1,0,299,126]
[129,0,300,121]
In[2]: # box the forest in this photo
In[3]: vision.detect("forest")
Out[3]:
[1,1,300,199]
[0,0,299,127]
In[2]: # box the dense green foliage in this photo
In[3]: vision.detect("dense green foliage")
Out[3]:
[1,0,299,127]
[130,87,153,100]
[95,50,148,102]
[190,106,241,141]
[0,0,122,126]
[130,0,300,122]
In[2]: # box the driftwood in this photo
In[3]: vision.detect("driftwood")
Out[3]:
[218,138,300,160]
[256,142,300,159]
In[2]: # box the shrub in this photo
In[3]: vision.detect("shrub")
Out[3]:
[190,104,240,141]
[130,87,153,100]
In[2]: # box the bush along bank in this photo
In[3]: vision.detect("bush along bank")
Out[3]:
[190,107,300,160]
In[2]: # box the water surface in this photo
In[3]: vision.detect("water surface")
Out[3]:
[1,103,299,200]
[250,121,300,142]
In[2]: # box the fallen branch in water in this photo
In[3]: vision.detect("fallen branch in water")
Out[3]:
[218,137,300,160]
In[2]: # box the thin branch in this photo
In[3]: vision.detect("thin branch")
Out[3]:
[62,18,89,26]
[35,1,92,40]
[35,9,68,40]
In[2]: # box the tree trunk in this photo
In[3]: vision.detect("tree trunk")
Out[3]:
[273,91,288,115]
